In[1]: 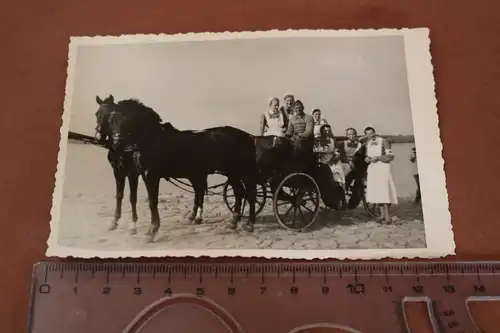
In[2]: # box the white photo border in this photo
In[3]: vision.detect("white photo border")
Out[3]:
[46,28,454,259]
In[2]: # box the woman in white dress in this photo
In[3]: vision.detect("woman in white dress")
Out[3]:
[259,97,287,137]
[363,126,398,223]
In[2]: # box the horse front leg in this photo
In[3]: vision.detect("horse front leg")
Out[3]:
[109,167,126,231]
[144,173,161,243]
[128,170,139,235]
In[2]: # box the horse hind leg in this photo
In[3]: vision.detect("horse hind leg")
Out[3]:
[187,176,206,225]
[194,177,207,224]
[226,177,243,230]
[144,175,161,243]
[128,171,139,235]
[186,177,200,223]
[110,168,126,231]
[242,178,257,233]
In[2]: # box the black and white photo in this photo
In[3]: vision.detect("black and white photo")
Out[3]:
[47,29,453,259]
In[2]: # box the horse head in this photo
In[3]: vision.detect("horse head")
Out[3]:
[94,94,115,143]
[105,98,163,153]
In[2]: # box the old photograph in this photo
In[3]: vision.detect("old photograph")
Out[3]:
[47,28,454,259]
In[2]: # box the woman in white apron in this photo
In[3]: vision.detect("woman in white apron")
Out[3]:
[364,126,398,223]
[260,97,287,137]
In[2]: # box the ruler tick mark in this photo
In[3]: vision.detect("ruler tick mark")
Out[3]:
[43,266,48,284]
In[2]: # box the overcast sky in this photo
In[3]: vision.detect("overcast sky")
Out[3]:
[67,35,414,137]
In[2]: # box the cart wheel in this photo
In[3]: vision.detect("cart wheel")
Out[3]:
[273,173,321,231]
[223,182,267,217]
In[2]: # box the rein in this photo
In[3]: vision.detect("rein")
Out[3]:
[166,178,227,196]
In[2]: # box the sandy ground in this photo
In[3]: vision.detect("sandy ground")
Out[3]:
[55,142,426,251]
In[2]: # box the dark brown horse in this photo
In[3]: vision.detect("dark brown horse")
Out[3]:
[99,97,259,243]
[95,95,142,235]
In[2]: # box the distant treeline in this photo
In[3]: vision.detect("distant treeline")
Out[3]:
[335,134,415,144]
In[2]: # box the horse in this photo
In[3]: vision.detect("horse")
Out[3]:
[94,95,142,235]
[101,98,259,243]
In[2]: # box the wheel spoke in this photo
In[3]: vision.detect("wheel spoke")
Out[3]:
[277,201,292,207]
[241,198,247,215]
[292,207,298,227]
[302,196,316,203]
[298,207,307,226]
[282,204,294,218]
[301,204,314,214]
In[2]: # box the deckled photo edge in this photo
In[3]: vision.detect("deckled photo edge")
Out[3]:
[46,246,453,260]
[47,37,81,253]
[46,27,453,260]
[402,29,455,255]
[66,27,429,46]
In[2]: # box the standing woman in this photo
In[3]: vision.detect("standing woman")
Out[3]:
[260,97,287,137]
[363,126,398,223]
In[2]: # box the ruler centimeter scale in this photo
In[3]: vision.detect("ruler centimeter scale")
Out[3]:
[28,262,500,333]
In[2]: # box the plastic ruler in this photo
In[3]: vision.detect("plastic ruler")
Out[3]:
[27,261,500,332]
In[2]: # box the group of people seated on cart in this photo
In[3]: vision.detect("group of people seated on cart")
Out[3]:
[259,93,398,222]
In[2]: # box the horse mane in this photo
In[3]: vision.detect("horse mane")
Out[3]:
[115,99,163,124]
[162,122,181,132]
